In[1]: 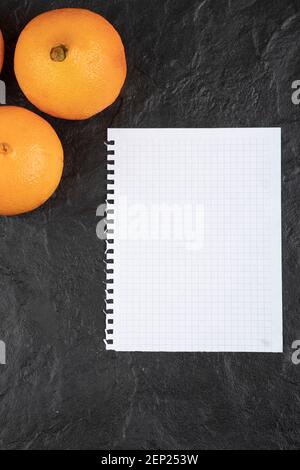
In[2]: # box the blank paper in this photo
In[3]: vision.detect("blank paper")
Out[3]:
[105,128,282,352]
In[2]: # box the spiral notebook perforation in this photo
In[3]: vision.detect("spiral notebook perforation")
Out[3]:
[104,139,116,350]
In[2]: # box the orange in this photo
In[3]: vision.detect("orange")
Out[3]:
[0,30,4,73]
[14,8,127,120]
[0,106,63,215]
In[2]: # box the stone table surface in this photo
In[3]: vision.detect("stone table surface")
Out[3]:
[0,0,299,450]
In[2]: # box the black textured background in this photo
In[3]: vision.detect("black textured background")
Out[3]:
[0,0,299,450]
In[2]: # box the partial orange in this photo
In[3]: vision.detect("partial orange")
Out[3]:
[14,8,127,120]
[0,106,63,215]
[0,30,4,73]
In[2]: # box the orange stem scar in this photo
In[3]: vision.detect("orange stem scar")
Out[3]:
[50,44,68,62]
[0,143,12,155]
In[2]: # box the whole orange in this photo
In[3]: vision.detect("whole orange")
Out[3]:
[0,106,63,215]
[14,8,127,120]
[0,30,4,72]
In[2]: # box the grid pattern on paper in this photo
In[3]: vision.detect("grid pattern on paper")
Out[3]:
[107,128,282,352]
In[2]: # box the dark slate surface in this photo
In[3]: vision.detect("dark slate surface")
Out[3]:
[0,0,299,450]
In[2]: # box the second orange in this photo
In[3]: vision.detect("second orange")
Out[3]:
[14,8,127,120]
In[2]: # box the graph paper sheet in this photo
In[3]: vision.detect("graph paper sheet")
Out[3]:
[105,128,282,352]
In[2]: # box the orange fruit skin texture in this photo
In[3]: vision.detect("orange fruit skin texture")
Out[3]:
[0,30,4,73]
[0,106,63,216]
[14,8,127,120]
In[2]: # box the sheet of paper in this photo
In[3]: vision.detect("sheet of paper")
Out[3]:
[105,128,282,352]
